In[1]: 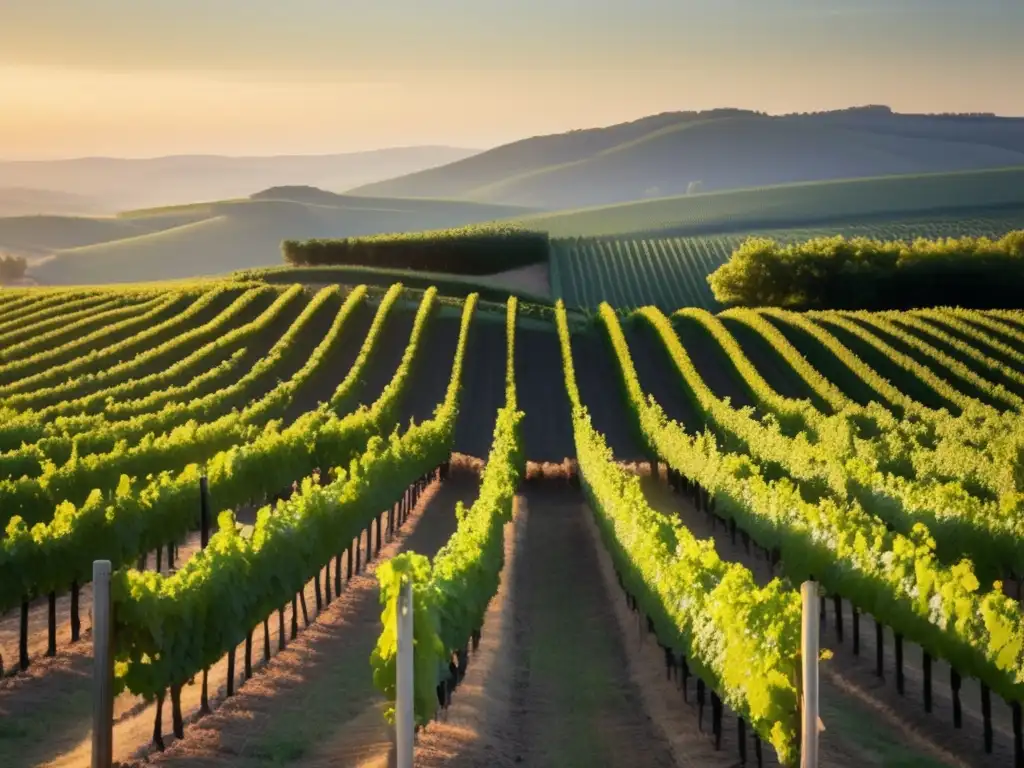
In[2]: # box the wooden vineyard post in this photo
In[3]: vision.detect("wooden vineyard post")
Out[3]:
[801,581,820,768]
[71,579,81,642]
[92,560,114,768]
[199,476,211,547]
[19,600,28,670]
[48,591,57,656]
[396,580,414,768]
[199,475,211,713]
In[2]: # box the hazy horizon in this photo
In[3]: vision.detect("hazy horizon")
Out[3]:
[1,0,1022,160]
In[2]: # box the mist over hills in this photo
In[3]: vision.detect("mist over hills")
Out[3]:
[0,146,479,213]
[349,107,1024,209]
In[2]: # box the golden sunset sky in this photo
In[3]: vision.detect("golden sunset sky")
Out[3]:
[1,0,1021,159]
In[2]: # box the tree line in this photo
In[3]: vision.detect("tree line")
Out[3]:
[708,231,1024,310]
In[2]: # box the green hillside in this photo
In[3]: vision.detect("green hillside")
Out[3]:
[517,166,1024,238]
[21,190,532,285]
[350,108,1024,209]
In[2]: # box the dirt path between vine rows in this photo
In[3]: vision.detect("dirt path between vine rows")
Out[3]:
[419,481,682,768]
[635,470,998,768]
[414,476,800,768]
[504,484,679,767]
[122,469,480,768]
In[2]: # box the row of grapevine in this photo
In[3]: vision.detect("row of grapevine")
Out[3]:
[752,311,1024,511]
[110,289,479,699]
[557,301,803,765]
[0,291,88,327]
[917,310,1024,370]
[0,292,126,343]
[0,292,169,364]
[0,287,268,414]
[550,208,1024,311]
[710,310,1024,495]
[848,311,1024,410]
[812,312,1017,413]
[757,309,930,418]
[371,296,525,724]
[0,289,310,523]
[0,286,366,484]
[673,308,820,433]
[598,304,1024,712]
[551,236,732,310]
[718,308,854,414]
[631,306,1024,581]
[0,285,450,617]
[3,287,293,418]
[977,312,1024,346]
[0,285,421,530]
[0,288,224,396]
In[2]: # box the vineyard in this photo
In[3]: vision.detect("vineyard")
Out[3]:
[551,207,1024,310]
[2,282,1024,767]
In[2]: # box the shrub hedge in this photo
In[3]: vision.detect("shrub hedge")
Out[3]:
[708,231,1024,310]
[282,224,549,275]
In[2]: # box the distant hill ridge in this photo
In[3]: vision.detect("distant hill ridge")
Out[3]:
[349,106,1024,209]
[0,145,480,213]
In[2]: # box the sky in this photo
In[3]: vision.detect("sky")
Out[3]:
[0,0,1021,159]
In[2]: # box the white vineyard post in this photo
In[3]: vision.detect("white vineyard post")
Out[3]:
[801,580,820,768]
[92,560,114,768]
[396,579,414,768]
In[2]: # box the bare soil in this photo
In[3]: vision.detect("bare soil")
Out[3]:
[480,264,551,300]
[572,329,645,461]
[497,483,677,767]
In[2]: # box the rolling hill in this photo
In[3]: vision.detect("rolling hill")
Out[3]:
[0,146,479,213]
[510,166,1024,237]
[22,188,533,284]
[350,107,1024,209]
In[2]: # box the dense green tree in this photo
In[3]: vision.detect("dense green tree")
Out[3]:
[708,231,1024,310]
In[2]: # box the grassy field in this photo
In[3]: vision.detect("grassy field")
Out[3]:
[518,166,1024,238]
[550,204,1024,310]
[1,285,1022,767]
[9,191,531,285]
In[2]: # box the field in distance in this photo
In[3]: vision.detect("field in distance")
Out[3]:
[554,206,1024,311]
[7,187,532,285]
[7,167,1024,312]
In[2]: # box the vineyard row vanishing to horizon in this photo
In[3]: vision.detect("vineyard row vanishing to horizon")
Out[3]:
[2,282,1024,766]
